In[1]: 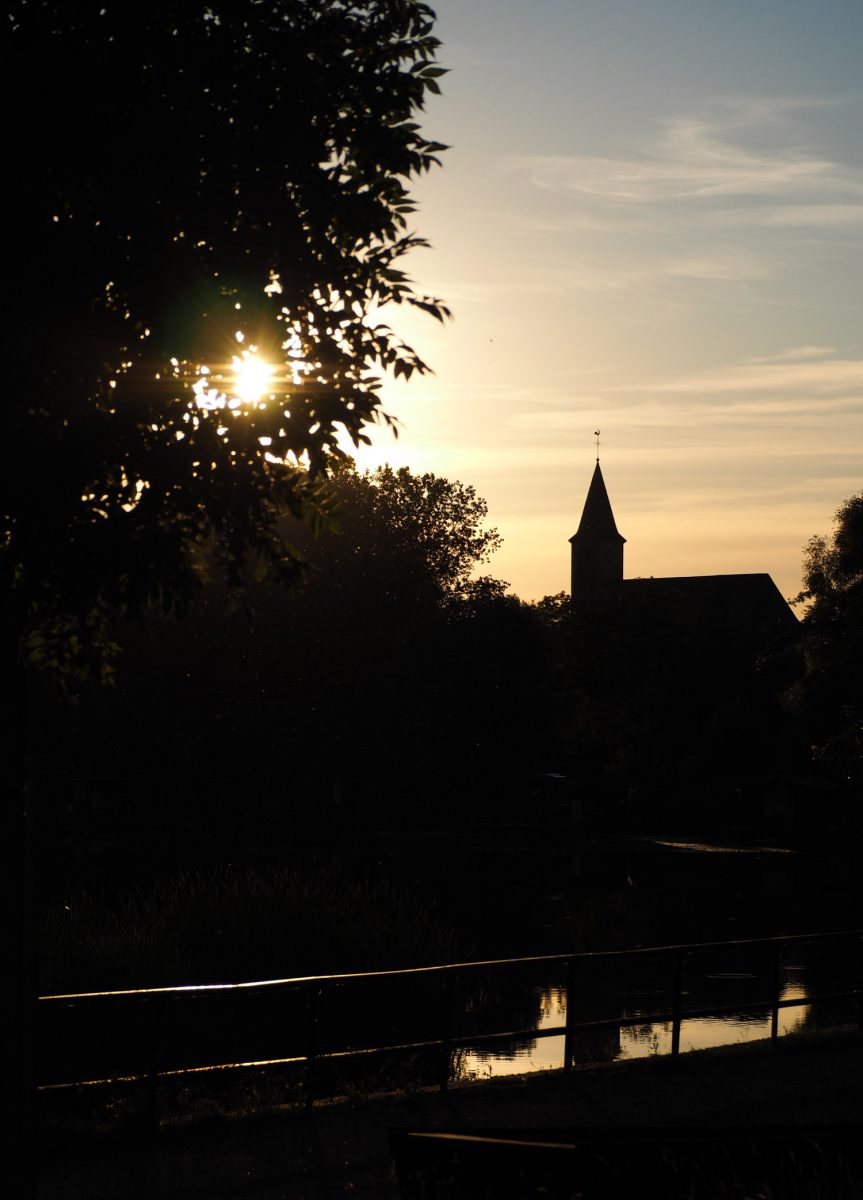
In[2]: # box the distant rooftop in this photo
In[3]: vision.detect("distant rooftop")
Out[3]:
[623,573,799,637]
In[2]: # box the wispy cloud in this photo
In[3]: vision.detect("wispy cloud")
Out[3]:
[508,393,862,436]
[504,98,863,216]
[507,211,653,235]
[493,97,863,312]
[663,254,770,281]
[707,203,863,227]
[629,356,863,396]
[750,346,836,363]
[501,353,863,442]
[463,252,774,296]
[706,95,850,123]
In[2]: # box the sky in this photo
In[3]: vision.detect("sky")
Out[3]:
[353,0,863,602]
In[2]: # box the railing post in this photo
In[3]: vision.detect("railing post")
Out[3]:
[770,941,784,1042]
[145,995,162,1134]
[670,949,688,1058]
[305,985,320,1111]
[563,958,575,1073]
[439,969,451,1093]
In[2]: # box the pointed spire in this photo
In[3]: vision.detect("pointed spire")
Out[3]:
[571,461,625,545]
[569,457,625,600]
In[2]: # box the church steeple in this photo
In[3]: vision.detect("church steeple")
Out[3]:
[569,458,625,600]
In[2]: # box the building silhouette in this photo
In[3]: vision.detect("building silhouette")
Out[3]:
[570,459,798,643]
[569,460,626,599]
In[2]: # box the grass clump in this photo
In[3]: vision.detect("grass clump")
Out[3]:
[41,863,463,993]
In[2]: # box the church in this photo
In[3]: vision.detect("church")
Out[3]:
[562,456,806,830]
[569,458,798,645]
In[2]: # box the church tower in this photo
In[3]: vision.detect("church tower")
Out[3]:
[569,458,625,600]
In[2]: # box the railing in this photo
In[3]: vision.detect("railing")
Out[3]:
[389,1126,863,1200]
[37,929,863,1121]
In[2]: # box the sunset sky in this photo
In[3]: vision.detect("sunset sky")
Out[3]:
[354,0,862,602]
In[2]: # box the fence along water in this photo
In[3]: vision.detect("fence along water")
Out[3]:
[37,929,863,1117]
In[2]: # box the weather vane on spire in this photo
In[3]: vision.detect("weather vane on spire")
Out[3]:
[594,430,601,462]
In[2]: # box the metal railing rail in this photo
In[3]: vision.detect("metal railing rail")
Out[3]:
[39,927,862,1002]
[37,928,863,1110]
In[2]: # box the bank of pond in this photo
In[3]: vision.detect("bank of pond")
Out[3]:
[37,843,863,1129]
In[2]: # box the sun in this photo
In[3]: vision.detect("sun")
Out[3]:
[232,350,276,405]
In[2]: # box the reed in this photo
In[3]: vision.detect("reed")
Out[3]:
[41,863,463,993]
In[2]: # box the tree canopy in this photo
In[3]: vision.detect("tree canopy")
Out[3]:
[791,492,863,784]
[5,1,448,682]
[797,493,863,610]
[303,462,504,607]
[41,462,556,826]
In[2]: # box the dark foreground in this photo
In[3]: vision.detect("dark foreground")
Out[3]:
[40,1027,863,1199]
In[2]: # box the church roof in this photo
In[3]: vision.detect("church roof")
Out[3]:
[569,462,626,545]
[623,573,799,640]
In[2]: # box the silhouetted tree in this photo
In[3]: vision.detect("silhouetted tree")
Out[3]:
[235,463,515,815]
[290,461,503,612]
[5,1,448,684]
[310,470,550,811]
[797,493,863,607]
[45,465,550,830]
[790,493,863,785]
[4,2,448,1171]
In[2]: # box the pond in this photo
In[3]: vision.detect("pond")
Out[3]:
[37,832,863,1104]
[346,831,863,968]
[458,941,858,1082]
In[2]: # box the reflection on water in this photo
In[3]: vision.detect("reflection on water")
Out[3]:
[620,993,810,1061]
[451,838,861,1086]
[461,963,827,1082]
[462,987,567,1081]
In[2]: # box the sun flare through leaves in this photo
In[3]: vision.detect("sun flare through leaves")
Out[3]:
[192,349,279,414]
[231,351,276,407]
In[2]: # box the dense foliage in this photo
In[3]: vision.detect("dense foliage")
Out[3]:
[797,493,863,606]
[321,462,504,603]
[39,465,550,831]
[5,1,447,682]
[791,493,863,784]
